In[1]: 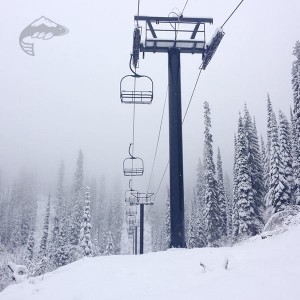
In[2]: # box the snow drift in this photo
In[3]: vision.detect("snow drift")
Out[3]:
[1,218,300,300]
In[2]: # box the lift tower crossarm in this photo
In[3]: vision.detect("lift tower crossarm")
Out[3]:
[134,16,213,24]
[135,15,213,54]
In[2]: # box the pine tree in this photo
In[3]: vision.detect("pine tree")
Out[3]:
[0,188,11,247]
[203,101,222,246]
[266,112,289,213]
[35,195,51,276]
[95,177,106,255]
[107,179,123,254]
[19,174,37,247]
[233,115,253,241]
[224,172,233,244]
[48,215,60,270]
[261,136,269,193]
[69,151,84,252]
[291,109,299,205]
[278,111,293,204]
[188,193,198,249]
[24,226,36,276]
[38,195,51,259]
[104,231,115,256]
[49,161,66,269]
[232,134,239,240]
[195,159,207,247]
[91,227,100,256]
[216,148,227,241]
[165,188,171,248]
[265,95,274,193]
[56,213,70,267]
[89,178,98,230]
[243,107,265,233]
[80,186,93,257]
[151,208,165,252]
[292,41,300,204]
[9,182,22,251]
[25,226,35,262]
[56,161,65,221]
[188,187,206,248]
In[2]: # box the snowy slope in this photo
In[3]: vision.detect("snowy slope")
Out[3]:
[1,225,300,300]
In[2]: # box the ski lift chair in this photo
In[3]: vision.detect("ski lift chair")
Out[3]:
[128,217,136,228]
[123,143,144,176]
[120,74,153,104]
[127,228,135,236]
[125,189,139,205]
[126,205,137,216]
[120,40,153,104]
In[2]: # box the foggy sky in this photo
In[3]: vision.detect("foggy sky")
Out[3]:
[0,0,299,202]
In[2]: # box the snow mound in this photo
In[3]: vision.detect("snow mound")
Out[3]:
[1,224,300,300]
[262,206,300,238]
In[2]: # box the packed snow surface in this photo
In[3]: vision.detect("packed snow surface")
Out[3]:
[1,225,300,300]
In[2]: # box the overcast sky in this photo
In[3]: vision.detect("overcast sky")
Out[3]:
[0,0,299,201]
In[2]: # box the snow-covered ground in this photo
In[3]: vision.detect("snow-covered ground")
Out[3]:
[1,223,299,300]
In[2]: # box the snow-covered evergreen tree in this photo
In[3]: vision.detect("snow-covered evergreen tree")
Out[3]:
[292,41,300,204]
[165,188,171,248]
[150,206,165,252]
[224,172,233,244]
[34,195,51,276]
[107,179,123,255]
[278,111,294,204]
[56,161,65,221]
[38,195,51,259]
[233,115,253,241]
[265,95,274,193]
[290,108,298,205]
[69,150,84,258]
[56,214,70,267]
[48,216,60,270]
[187,192,198,249]
[34,255,48,277]
[9,182,22,251]
[232,134,239,240]
[188,186,206,249]
[216,148,227,241]
[261,136,269,194]
[80,186,93,257]
[91,227,100,256]
[195,159,207,247]
[25,226,35,262]
[19,174,37,247]
[243,107,265,233]
[203,101,222,246]
[266,112,289,213]
[104,231,114,256]
[95,177,106,255]
[48,161,67,269]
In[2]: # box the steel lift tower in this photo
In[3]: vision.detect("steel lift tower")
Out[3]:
[135,15,224,248]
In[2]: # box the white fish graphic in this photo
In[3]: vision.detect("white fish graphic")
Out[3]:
[19,16,69,56]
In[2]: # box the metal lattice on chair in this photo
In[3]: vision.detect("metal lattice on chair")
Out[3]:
[120,74,153,104]
[125,180,139,205]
